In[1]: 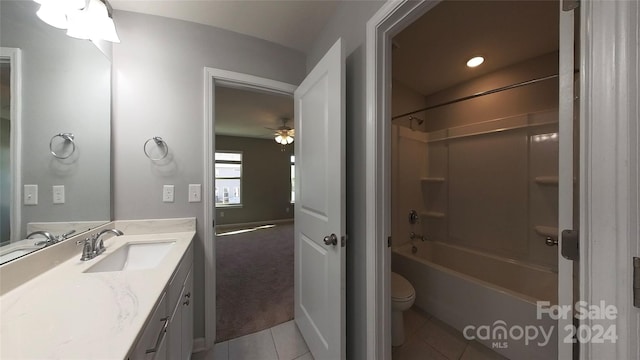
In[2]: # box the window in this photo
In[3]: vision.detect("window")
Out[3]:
[215,152,242,206]
[290,155,295,203]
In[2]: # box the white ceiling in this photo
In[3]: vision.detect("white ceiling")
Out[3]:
[110,0,341,53]
[214,86,293,139]
[392,0,559,96]
[109,0,559,137]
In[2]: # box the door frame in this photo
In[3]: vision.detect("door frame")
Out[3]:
[365,0,639,359]
[202,68,297,350]
[0,47,22,242]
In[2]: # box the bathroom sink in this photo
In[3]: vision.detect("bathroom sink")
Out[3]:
[0,240,46,264]
[84,241,176,273]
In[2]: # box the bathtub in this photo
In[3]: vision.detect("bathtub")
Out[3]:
[392,241,558,359]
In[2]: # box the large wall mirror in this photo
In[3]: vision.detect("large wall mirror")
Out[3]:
[0,1,111,264]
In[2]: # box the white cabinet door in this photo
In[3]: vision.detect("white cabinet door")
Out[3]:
[181,267,194,360]
[168,292,182,360]
[129,294,168,360]
[294,38,345,360]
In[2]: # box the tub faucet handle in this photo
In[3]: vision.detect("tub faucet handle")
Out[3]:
[409,232,425,241]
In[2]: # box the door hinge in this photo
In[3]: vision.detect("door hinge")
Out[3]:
[562,0,579,11]
[341,235,347,248]
[387,236,392,247]
[561,229,579,261]
[633,257,640,308]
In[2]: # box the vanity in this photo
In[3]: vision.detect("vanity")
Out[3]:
[0,218,195,359]
[1,4,195,358]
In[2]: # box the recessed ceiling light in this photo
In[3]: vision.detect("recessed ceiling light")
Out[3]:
[466,56,484,68]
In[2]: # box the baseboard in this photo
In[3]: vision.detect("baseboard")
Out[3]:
[216,218,294,231]
[192,338,206,353]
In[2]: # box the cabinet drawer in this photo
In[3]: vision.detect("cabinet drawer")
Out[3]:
[168,244,193,311]
[129,293,168,360]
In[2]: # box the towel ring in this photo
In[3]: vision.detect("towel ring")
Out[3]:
[49,133,76,159]
[144,136,169,161]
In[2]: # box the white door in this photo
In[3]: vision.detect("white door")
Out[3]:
[558,2,577,358]
[294,38,345,360]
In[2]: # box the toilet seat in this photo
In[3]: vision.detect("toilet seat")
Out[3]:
[391,272,415,301]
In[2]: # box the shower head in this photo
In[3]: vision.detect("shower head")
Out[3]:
[409,116,424,125]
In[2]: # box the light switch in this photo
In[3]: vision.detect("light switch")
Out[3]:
[24,184,38,205]
[163,185,175,203]
[188,184,201,203]
[53,185,65,204]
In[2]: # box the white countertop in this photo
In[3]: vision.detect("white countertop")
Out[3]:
[0,225,195,359]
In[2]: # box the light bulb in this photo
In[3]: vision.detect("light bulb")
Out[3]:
[466,56,484,68]
[36,4,68,29]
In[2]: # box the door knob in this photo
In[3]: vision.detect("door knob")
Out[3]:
[545,237,558,246]
[323,234,338,246]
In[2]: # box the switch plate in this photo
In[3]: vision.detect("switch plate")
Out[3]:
[188,184,201,203]
[24,185,38,205]
[53,185,65,204]
[163,185,175,203]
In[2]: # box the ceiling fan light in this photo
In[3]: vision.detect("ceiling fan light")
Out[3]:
[275,135,283,144]
[286,136,294,144]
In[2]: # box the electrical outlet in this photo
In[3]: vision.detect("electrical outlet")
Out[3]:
[24,184,38,205]
[188,184,201,203]
[163,185,175,202]
[220,211,224,218]
[53,185,65,204]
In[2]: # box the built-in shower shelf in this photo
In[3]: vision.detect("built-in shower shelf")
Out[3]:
[534,176,559,185]
[421,177,446,183]
[534,225,558,238]
[422,211,446,219]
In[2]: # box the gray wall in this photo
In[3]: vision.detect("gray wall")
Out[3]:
[215,135,294,225]
[0,0,111,240]
[111,10,306,339]
[306,1,385,359]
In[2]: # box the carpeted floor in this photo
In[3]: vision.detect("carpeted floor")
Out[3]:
[215,222,294,342]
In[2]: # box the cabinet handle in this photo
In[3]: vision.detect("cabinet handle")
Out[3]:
[145,316,169,354]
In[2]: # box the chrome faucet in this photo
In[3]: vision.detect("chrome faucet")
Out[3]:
[409,232,425,241]
[58,229,77,241]
[76,228,124,261]
[92,229,124,256]
[26,231,56,246]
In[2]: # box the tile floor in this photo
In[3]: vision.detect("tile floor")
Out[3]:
[192,307,506,360]
[393,307,508,360]
[192,320,313,360]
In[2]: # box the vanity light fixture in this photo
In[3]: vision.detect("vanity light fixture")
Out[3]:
[34,0,120,43]
[466,56,485,68]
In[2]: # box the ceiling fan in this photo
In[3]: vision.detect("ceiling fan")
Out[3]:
[266,118,294,145]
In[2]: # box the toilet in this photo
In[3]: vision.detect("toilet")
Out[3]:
[391,272,416,347]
